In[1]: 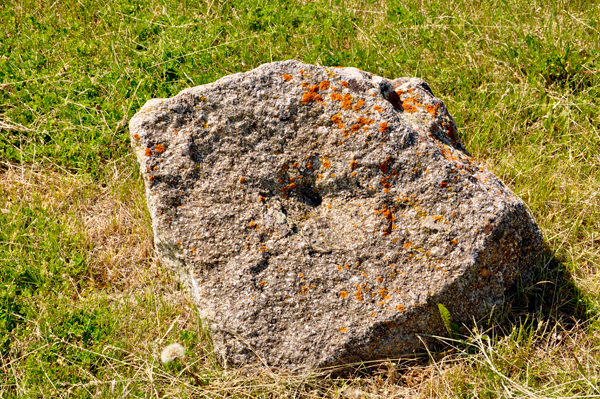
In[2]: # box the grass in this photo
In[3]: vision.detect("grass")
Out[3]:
[0,0,599,396]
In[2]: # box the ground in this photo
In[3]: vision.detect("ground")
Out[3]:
[0,0,599,397]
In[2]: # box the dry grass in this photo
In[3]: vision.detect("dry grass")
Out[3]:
[0,159,155,291]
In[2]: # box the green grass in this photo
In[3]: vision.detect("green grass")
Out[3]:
[1,0,599,397]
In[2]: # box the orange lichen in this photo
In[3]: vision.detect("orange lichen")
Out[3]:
[320,81,330,90]
[149,175,155,181]
[356,116,372,126]
[342,93,352,110]
[355,288,363,301]
[239,177,246,183]
[396,304,405,312]
[330,92,343,101]
[301,286,307,295]
[343,130,349,138]
[338,265,342,271]
[279,182,296,192]
[379,122,388,133]
[145,148,152,157]
[373,105,383,112]
[452,239,458,245]
[302,91,323,104]
[307,162,313,170]
[293,161,299,168]
[299,273,304,278]
[299,70,304,76]
[382,209,395,222]
[402,102,418,113]
[425,104,436,117]
[381,176,392,189]
[339,327,348,332]
[376,276,383,283]
[379,163,388,174]
[277,178,284,184]
[340,291,348,299]
[331,114,342,124]
[340,80,349,87]
[155,144,165,153]
[404,242,411,249]
[350,160,358,170]
[134,134,140,140]
[446,124,459,146]
[301,83,323,104]
[350,124,360,133]
[379,288,389,298]
[261,281,266,287]
[249,221,256,228]
[440,181,448,188]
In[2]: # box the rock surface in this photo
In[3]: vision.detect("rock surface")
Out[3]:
[129,60,543,370]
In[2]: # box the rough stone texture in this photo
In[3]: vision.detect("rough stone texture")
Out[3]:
[129,60,543,370]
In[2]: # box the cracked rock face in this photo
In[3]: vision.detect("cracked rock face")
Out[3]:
[129,60,543,370]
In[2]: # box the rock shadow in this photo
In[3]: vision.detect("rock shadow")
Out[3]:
[338,239,589,379]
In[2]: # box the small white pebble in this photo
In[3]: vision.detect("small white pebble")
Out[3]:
[161,343,185,364]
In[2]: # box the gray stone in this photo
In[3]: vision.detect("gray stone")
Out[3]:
[129,60,543,370]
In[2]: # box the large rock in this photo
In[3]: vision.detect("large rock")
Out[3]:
[129,60,542,370]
